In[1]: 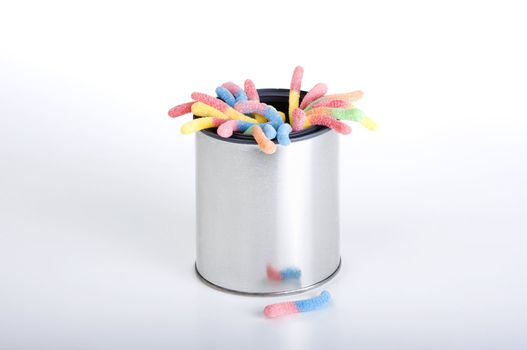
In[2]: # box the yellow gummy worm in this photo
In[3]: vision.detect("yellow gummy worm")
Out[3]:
[192,102,228,119]
[224,107,258,123]
[254,114,267,123]
[361,117,379,131]
[181,117,218,134]
[288,90,300,120]
[192,101,257,123]
[303,116,312,129]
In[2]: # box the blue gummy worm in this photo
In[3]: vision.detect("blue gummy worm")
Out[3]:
[295,291,331,313]
[276,123,292,146]
[264,106,283,129]
[261,123,277,140]
[215,86,236,107]
[280,267,301,280]
[233,89,248,103]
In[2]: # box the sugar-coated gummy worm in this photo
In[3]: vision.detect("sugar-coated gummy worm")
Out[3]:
[360,117,378,131]
[266,264,301,281]
[168,101,194,118]
[244,79,260,102]
[244,123,277,140]
[254,111,286,123]
[304,91,364,112]
[263,291,331,318]
[310,99,349,109]
[234,101,283,129]
[217,120,238,138]
[191,102,229,119]
[222,82,248,102]
[307,107,357,120]
[288,66,304,120]
[217,120,256,138]
[180,117,225,134]
[215,86,236,107]
[308,115,351,134]
[276,123,292,146]
[262,123,277,140]
[308,107,378,130]
[246,125,277,154]
[299,83,328,110]
[292,108,306,132]
[191,92,258,123]
[254,114,267,123]
[191,92,230,112]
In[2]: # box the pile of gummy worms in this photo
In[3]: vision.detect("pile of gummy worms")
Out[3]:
[168,65,377,154]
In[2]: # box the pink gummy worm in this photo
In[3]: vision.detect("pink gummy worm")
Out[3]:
[317,91,364,103]
[299,83,328,109]
[234,101,267,114]
[217,120,239,138]
[191,92,229,112]
[290,66,304,92]
[168,101,194,118]
[310,115,351,134]
[244,79,259,102]
[310,99,349,109]
[307,106,343,116]
[264,302,298,318]
[292,108,306,132]
[222,81,244,95]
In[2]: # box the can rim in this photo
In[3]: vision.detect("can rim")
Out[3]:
[197,88,331,144]
[194,258,341,297]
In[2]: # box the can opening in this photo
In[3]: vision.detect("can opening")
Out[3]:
[198,88,330,144]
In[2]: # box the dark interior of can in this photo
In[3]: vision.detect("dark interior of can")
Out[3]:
[198,88,329,144]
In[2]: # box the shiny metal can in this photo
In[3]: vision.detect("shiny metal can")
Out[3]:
[195,89,340,295]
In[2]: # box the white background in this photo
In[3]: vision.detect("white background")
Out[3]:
[1,1,526,349]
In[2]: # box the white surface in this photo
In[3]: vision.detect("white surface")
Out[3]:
[1,1,526,349]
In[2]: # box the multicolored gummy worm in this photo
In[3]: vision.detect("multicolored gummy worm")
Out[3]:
[263,291,331,318]
[168,66,377,154]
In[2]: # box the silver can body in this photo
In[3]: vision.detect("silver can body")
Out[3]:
[195,90,340,295]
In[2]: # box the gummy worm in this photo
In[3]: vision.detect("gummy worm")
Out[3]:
[263,291,331,318]
[288,66,304,120]
[291,108,306,132]
[215,86,236,107]
[276,123,292,146]
[308,107,378,130]
[234,101,283,129]
[299,83,328,110]
[191,92,258,123]
[168,101,194,118]
[304,91,364,112]
[306,114,351,134]
[217,120,255,138]
[245,125,277,154]
[244,123,276,139]
[180,117,225,134]
[244,79,260,102]
[310,99,349,109]
[222,82,248,102]
[191,102,229,119]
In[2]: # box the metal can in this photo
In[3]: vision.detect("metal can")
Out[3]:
[195,89,340,295]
